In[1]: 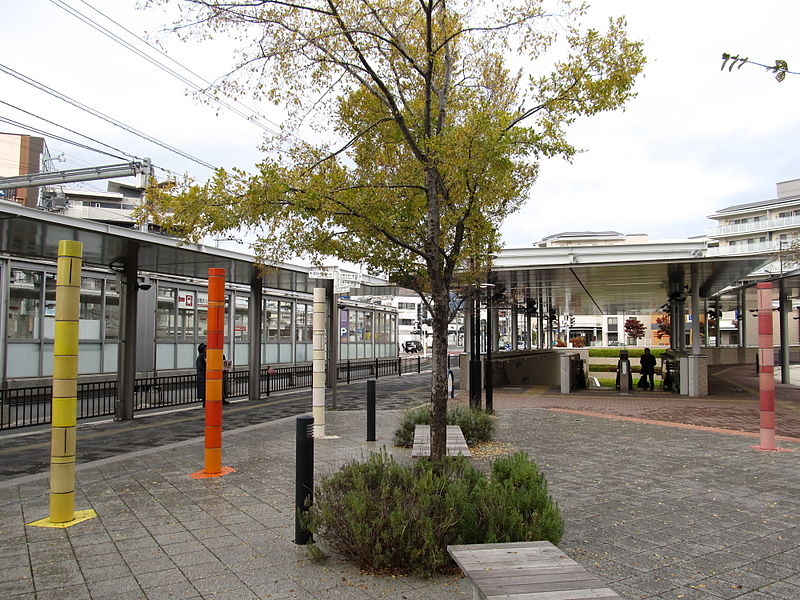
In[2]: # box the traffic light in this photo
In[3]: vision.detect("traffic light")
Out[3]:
[569,315,575,327]
[525,298,537,316]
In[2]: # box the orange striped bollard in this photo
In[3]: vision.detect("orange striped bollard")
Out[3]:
[190,268,235,478]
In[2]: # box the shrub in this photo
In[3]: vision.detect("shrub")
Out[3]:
[306,450,563,574]
[394,404,495,447]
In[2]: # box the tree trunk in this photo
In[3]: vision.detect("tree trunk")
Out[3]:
[429,287,450,460]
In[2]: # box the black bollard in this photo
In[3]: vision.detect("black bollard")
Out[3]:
[367,379,376,441]
[294,415,314,545]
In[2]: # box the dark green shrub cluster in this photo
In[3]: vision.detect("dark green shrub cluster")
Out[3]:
[393,404,495,447]
[306,450,563,574]
[588,348,666,358]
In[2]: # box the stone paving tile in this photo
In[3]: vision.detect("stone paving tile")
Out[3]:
[143,580,201,600]
[1,386,800,600]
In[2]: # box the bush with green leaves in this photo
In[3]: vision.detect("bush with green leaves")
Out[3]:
[306,450,563,574]
[393,404,495,447]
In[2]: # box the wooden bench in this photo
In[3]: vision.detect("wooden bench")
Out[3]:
[448,541,622,600]
[411,424,470,457]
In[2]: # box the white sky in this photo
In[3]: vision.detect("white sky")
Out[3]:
[1,0,799,252]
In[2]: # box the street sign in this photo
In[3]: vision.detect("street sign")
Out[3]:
[338,272,363,283]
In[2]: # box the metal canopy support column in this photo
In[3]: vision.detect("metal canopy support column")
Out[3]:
[740,289,748,351]
[715,298,722,347]
[326,279,337,409]
[510,304,518,352]
[249,269,263,402]
[115,242,139,421]
[691,266,700,355]
[780,278,790,384]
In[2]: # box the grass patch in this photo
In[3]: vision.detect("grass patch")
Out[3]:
[589,363,662,375]
[394,404,495,447]
[588,348,667,359]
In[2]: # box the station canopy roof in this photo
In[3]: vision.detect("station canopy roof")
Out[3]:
[0,201,391,294]
[493,241,772,315]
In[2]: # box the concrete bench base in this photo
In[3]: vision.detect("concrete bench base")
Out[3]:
[411,424,470,457]
[448,541,621,600]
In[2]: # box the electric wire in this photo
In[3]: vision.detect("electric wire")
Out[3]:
[0,115,128,160]
[0,99,139,161]
[49,0,284,137]
[0,63,217,170]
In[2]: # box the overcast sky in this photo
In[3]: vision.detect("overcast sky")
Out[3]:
[2,1,799,252]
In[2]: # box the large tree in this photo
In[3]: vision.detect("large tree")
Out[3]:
[141,0,645,459]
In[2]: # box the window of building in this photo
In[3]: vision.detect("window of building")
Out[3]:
[234,295,249,341]
[607,317,618,332]
[265,300,278,341]
[399,318,414,326]
[79,277,103,339]
[8,269,42,339]
[177,290,196,340]
[197,292,208,340]
[278,301,292,342]
[156,286,176,340]
[295,303,307,342]
[364,312,373,341]
[398,302,415,310]
[105,280,119,339]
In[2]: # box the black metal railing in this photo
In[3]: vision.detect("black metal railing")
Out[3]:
[0,356,433,431]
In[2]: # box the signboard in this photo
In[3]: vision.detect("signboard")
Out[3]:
[178,291,195,309]
[309,269,335,279]
[338,272,363,283]
[335,283,351,295]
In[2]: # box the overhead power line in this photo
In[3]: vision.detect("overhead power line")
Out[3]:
[0,62,217,170]
[0,99,138,161]
[0,115,127,161]
[49,0,284,137]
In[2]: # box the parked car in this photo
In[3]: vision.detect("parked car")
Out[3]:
[402,340,423,353]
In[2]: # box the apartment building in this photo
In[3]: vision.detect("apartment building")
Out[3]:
[707,177,800,259]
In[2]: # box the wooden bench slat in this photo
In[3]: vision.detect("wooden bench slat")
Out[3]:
[484,589,622,600]
[448,542,622,600]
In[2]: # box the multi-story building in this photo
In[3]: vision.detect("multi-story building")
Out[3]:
[0,133,45,207]
[707,177,800,260]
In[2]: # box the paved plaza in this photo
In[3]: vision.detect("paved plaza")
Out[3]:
[1,367,800,599]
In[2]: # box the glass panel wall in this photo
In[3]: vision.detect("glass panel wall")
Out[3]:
[79,277,103,339]
[8,269,41,339]
[105,280,119,340]
[156,286,176,340]
[234,295,249,342]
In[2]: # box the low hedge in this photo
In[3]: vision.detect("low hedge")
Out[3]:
[394,404,495,447]
[306,450,563,574]
[589,364,662,375]
[588,348,667,359]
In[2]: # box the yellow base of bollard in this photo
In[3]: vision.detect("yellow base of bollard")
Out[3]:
[27,509,97,529]
[188,466,236,479]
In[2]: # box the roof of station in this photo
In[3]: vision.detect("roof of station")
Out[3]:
[493,239,771,315]
[0,200,392,295]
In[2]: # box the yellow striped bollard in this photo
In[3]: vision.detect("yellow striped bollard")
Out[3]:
[28,240,97,528]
